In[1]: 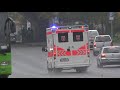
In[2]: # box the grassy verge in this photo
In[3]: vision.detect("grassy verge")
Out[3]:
[113,37,120,43]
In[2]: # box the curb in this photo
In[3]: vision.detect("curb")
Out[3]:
[11,43,46,47]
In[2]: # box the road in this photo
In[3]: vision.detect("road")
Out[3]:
[9,45,120,78]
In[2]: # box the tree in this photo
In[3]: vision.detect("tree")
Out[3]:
[9,12,120,42]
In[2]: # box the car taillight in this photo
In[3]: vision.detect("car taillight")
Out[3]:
[87,50,90,57]
[94,42,96,47]
[101,54,106,58]
[54,52,56,59]
[81,26,84,29]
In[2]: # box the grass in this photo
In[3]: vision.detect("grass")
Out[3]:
[113,37,120,43]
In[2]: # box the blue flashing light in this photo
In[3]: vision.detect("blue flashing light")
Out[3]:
[51,26,57,29]
[50,25,58,32]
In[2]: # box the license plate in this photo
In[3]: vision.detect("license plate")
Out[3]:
[60,58,69,62]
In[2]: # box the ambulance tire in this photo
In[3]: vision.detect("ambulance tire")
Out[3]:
[76,67,88,73]
[76,69,81,73]
[47,62,53,73]
[47,68,53,73]
[81,67,88,72]
[53,68,62,73]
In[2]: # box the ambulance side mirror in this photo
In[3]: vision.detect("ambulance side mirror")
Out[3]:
[44,48,48,52]
[42,46,48,52]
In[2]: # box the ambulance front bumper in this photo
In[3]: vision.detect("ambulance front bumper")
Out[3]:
[54,63,90,69]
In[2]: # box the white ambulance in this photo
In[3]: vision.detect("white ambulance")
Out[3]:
[46,25,90,73]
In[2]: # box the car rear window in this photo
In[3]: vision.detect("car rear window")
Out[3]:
[103,47,120,53]
[88,31,98,37]
[58,33,68,43]
[95,36,111,42]
[73,32,83,42]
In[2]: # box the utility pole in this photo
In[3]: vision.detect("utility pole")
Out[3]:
[110,20,113,39]
[109,12,115,39]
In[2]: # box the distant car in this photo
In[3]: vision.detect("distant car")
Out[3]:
[93,35,113,56]
[88,30,99,49]
[97,46,120,68]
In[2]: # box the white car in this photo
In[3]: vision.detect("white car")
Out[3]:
[93,35,113,56]
[88,30,99,49]
[97,46,120,68]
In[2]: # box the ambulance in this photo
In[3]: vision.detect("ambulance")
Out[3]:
[46,25,90,73]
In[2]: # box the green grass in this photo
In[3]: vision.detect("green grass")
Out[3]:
[0,53,11,75]
[113,37,120,43]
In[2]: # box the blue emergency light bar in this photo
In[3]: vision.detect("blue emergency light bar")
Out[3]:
[51,26,57,29]
[50,25,58,32]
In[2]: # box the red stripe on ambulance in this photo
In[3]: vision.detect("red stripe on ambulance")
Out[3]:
[78,44,86,50]
[71,30,84,32]
[56,44,87,56]
[46,32,52,35]
[48,52,53,57]
[56,30,70,33]
[57,46,71,56]
[71,44,87,56]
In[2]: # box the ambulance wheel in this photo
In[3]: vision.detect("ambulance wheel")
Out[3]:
[76,67,88,73]
[47,62,53,73]
[76,68,81,73]
[47,66,53,73]
[81,67,88,72]
[53,68,62,73]
[47,68,53,73]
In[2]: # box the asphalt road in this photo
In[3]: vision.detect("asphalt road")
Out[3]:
[9,45,120,78]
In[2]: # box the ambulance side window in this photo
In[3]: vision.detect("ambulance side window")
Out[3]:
[58,33,68,42]
[73,32,83,42]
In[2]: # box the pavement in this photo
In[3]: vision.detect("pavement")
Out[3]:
[9,42,120,78]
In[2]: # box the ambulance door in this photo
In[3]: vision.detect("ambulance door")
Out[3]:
[70,30,89,64]
[55,31,72,63]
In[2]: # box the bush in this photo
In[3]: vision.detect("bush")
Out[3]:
[113,32,120,43]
